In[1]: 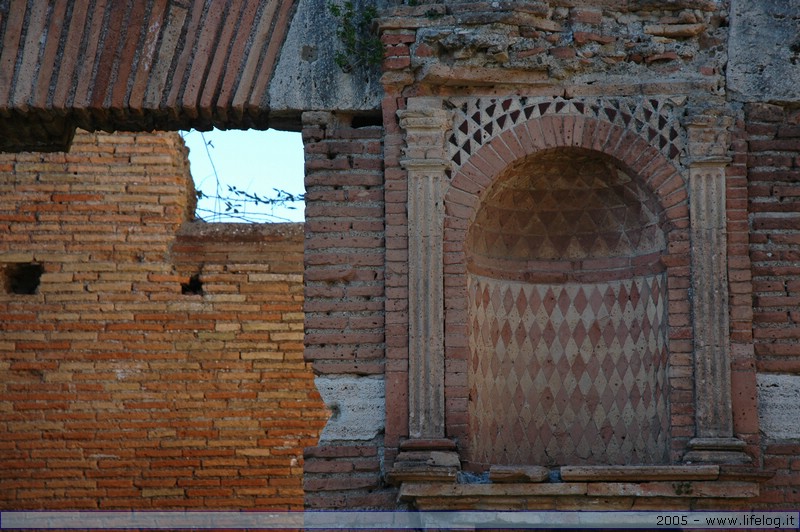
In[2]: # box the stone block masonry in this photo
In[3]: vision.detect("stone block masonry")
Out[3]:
[0,130,327,509]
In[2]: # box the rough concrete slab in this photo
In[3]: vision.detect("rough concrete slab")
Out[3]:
[269,0,385,114]
[757,373,800,441]
[315,375,385,442]
[728,0,800,102]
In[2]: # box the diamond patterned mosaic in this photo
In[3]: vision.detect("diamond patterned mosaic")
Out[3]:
[467,273,669,467]
[447,96,684,171]
[467,150,664,262]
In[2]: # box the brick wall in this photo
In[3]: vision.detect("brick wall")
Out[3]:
[301,112,395,508]
[748,103,800,371]
[0,130,326,509]
[727,109,760,466]
[747,103,800,508]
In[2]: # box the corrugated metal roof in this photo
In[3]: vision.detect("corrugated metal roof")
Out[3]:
[0,0,298,151]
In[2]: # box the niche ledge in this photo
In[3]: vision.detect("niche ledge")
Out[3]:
[398,465,766,511]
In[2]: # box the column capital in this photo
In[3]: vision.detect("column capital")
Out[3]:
[399,98,452,177]
[400,158,449,171]
[686,155,732,168]
[683,112,733,161]
[397,99,451,129]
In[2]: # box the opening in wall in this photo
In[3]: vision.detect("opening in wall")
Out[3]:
[2,263,44,295]
[464,148,670,469]
[181,273,203,295]
[180,129,305,223]
[351,113,383,129]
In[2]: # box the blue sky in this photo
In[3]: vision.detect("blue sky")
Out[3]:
[180,129,306,223]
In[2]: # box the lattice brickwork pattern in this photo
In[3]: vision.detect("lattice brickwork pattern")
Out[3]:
[448,96,684,171]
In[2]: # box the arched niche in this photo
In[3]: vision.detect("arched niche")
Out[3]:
[465,147,670,468]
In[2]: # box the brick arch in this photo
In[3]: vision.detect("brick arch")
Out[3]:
[445,114,686,233]
[441,113,692,464]
[0,0,298,152]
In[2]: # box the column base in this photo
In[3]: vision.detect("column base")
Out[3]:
[683,437,752,465]
[387,439,460,485]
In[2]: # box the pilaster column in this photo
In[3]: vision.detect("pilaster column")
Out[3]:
[397,97,451,440]
[683,114,750,464]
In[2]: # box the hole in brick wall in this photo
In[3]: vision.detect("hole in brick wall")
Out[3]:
[2,263,44,295]
[351,114,383,128]
[180,128,305,223]
[181,273,203,295]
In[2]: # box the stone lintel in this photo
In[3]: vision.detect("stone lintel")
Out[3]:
[560,465,719,482]
[399,480,760,506]
[399,158,449,171]
[419,64,550,87]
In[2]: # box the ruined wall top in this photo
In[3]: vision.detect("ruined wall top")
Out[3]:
[0,0,797,152]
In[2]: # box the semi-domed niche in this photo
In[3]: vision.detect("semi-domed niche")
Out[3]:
[465,148,669,469]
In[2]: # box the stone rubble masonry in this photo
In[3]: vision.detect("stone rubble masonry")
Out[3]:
[379,1,727,96]
[0,130,327,510]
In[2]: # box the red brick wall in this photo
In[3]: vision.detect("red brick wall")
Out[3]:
[748,103,800,372]
[747,103,800,508]
[301,113,386,377]
[0,130,326,510]
[727,110,761,466]
[301,112,395,509]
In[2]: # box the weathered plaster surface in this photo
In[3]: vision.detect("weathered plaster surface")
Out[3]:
[728,0,800,102]
[315,376,386,442]
[270,0,385,114]
[757,374,800,441]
